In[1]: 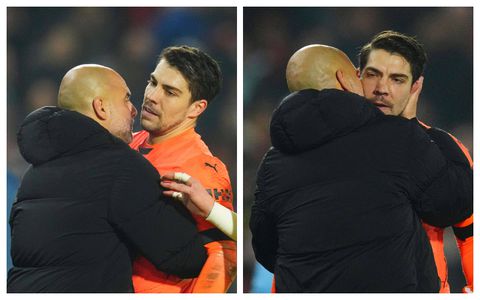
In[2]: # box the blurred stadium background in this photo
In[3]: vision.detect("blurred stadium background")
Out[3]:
[243,7,472,293]
[7,7,237,291]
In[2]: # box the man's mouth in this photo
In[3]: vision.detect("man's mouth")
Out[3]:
[367,97,391,113]
[373,102,389,108]
[142,105,158,117]
[372,102,391,114]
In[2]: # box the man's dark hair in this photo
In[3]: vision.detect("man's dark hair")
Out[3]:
[159,45,222,103]
[358,30,427,83]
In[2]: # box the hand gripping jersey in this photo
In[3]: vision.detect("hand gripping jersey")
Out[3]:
[129,128,236,293]
[418,121,473,293]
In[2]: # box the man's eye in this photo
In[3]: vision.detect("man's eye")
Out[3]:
[147,79,156,86]
[393,78,405,84]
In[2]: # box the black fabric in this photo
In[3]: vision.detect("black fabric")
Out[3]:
[452,224,473,241]
[200,228,234,244]
[251,89,472,292]
[417,123,474,227]
[8,107,207,292]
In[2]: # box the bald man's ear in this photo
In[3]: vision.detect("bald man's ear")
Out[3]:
[336,70,351,92]
[187,99,208,119]
[336,70,364,96]
[92,97,108,120]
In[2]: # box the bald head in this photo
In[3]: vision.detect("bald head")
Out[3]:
[57,64,136,143]
[286,45,363,96]
[58,64,127,114]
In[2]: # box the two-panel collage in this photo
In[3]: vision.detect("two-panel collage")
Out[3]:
[5,6,473,295]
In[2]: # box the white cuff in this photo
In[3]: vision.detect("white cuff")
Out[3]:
[206,202,237,241]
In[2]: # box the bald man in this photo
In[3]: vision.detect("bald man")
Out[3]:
[250,45,471,292]
[8,64,207,292]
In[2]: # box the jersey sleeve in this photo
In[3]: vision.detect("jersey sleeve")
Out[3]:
[179,154,237,292]
[180,154,234,233]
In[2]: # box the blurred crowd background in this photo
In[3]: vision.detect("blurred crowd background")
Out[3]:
[6,7,237,291]
[244,7,473,293]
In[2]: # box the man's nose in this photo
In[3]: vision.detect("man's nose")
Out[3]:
[145,85,160,102]
[374,77,388,96]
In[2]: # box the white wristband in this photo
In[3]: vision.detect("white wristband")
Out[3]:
[205,202,237,241]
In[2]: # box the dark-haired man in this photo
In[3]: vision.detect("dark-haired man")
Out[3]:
[251,44,472,292]
[358,31,473,293]
[129,46,236,293]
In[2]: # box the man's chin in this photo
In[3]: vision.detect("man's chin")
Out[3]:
[125,134,133,144]
[141,118,166,133]
[140,118,153,131]
[119,133,133,144]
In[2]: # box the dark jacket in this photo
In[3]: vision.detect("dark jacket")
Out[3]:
[8,107,207,292]
[250,89,472,292]
[417,123,473,228]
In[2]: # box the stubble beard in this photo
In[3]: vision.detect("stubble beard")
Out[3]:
[140,114,185,138]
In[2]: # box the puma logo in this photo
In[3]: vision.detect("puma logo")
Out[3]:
[205,162,218,173]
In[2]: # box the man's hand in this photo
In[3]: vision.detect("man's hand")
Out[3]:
[401,76,424,119]
[161,172,215,218]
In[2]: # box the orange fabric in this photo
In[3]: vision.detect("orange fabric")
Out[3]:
[132,257,192,293]
[271,276,276,293]
[455,214,473,228]
[454,214,473,291]
[191,240,237,293]
[129,128,236,293]
[422,223,449,293]
[457,235,473,292]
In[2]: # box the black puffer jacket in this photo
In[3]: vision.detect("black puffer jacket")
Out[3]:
[8,107,206,292]
[250,89,471,292]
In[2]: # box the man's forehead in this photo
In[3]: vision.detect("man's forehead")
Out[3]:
[152,59,189,90]
[367,49,412,76]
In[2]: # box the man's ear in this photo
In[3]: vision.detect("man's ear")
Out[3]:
[356,68,361,78]
[187,99,208,118]
[336,70,350,91]
[336,69,364,96]
[336,70,357,92]
[410,76,422,94]
[92,97,108,120]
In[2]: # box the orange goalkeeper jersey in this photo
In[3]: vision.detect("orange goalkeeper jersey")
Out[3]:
[419,121,473,293]
[129,128,236,293]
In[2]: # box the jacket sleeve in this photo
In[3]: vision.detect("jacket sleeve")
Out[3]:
[424,125,473,289]
[407,120,473,227]
[250,197,277,273]
[250,160,278,273]
[108,152,207,278]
